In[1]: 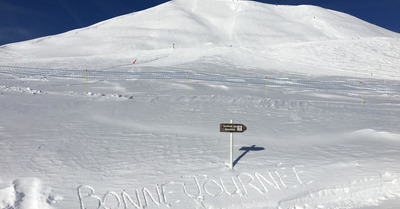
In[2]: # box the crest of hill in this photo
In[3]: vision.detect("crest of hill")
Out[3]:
[1,0,398,58]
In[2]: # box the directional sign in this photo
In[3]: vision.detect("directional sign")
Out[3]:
[220,123,247,133]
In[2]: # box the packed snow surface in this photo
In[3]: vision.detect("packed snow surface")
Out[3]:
[1,0,400,208]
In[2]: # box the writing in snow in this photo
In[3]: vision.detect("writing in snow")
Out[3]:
[78,165,312,208]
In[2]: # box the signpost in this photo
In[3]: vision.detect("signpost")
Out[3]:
[220,120,247,170]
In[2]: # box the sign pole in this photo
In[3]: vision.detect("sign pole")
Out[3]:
[86,69,88,94]
[187,72,189,96]
[230,119,233,170]
[360,81,363,104]
[265,76,268,99]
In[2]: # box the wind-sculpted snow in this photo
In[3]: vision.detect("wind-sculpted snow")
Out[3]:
[1,64,400,208]
[1,66,399,92]
[278,174,400,209]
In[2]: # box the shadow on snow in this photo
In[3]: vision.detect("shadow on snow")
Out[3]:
[233,145,265,168]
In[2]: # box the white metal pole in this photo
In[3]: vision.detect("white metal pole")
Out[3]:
[230,119,233,170]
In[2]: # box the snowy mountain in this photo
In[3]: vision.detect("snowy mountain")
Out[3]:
[1,1,400,209]
[1,0,400,79]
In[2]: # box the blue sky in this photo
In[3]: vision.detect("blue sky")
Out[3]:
[1,0,399,46]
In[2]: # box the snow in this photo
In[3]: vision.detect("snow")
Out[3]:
[1,0,400,208]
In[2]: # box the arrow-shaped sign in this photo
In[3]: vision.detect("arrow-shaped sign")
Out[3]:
[220,123,247,133]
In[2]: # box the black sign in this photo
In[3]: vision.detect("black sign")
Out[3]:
[220,123,247,133]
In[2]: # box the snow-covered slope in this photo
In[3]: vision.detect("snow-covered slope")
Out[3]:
[1,1,400,209]
[1,0,399,79]
[2,0,398,51]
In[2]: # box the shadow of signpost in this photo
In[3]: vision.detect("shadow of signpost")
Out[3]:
[233,145,265,167]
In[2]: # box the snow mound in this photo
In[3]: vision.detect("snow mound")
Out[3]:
[350,129,400,141]
[0,178,60,209]
[0,86,45,95]
[0,186,15,209]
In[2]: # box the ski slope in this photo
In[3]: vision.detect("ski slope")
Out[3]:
[1,0,400,208]
[1,0,400,79]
